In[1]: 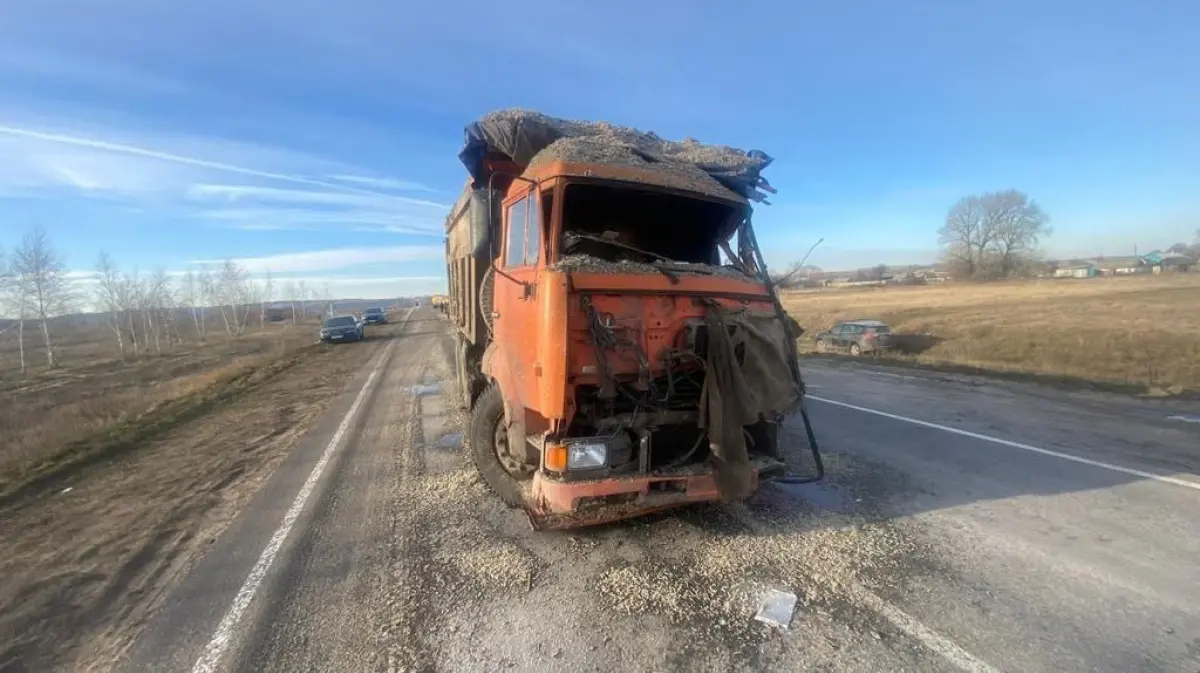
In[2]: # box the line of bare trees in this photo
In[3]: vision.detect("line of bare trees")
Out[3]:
[2,226,327,376]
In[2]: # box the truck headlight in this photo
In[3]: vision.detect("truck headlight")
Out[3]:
[567,441,607,469]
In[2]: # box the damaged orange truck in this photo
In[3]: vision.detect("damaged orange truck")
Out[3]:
[444,110,822,529]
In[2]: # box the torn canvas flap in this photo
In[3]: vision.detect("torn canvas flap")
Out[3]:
[699,306,803,500]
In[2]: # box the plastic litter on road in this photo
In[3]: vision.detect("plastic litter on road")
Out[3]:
[754,588,799,629]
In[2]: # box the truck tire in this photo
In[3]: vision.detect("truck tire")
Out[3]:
[469,384,528,508]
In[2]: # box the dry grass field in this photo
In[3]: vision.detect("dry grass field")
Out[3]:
[0,317,325,497]
[781,273,1200,395]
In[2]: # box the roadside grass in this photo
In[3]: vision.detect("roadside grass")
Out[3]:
[0,322,321,496]
[780,274,1200,395]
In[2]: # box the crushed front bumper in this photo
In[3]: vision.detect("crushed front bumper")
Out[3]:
[527,456,787,530]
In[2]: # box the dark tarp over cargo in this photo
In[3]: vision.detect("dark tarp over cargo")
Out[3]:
[458,109,777,204]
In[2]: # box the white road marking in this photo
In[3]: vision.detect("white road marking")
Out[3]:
[848,583,1003,673]
[1167,414,1200,424]
[191,313,410,673]
[808,395,1200,492]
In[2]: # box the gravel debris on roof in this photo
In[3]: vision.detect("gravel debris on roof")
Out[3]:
[480,108,760,171]
[529,137,743,202]
[462,108,776,203]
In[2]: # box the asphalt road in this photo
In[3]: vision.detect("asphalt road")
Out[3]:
[117,308,1200,673]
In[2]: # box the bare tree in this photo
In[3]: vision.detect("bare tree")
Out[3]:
[986,191,1051,276]
[281,280,299,323]
[259,270,274,329]
[0,247,26,375]
[939,190,1050,279]
[216,260,252,336]
[197,267,216,340]
[95,251,128,360]
[180,270,206,341]
[125,269,147,354]
[241,274,261,334]
[938,196,992,278]
[137,272,162,355]
[206,264,234,336]
[148,269,176,350]
[297,280,309,324]
[11,227,73,368]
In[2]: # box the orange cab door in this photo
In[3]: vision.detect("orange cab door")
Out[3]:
[492,186,544,412]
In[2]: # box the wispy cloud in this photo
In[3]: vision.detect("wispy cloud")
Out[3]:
[0,124,421,199]
[191,245,444,274]
[0,119,447,239]
[200,207,441,233]
[327,174,437,193]
[185,183,445,209]
[186,183,447,235]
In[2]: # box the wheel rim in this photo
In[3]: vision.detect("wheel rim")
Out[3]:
[492,418,534,478]
[816,340,825,352]
[850,344,860,355]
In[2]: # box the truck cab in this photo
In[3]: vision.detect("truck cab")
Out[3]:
[445,112,812,528]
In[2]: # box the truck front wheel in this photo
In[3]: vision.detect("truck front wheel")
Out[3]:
[469,385,531,508]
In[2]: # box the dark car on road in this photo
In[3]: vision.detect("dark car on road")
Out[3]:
[814,319,892,355]
[320,315,366,343]
[362,307,388,325]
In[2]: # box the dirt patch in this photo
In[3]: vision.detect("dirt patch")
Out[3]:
[0,322,324,483]
[0,334,383,673]
[0,348,312,507]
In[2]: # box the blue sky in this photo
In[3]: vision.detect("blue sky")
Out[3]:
[1,0,1198,298]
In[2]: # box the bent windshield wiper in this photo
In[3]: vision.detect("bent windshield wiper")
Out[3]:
[565,232,677,264]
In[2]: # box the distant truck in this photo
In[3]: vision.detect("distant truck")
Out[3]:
[444,110,820,529]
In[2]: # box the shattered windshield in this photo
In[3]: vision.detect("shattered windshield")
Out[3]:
[558,182,747,270]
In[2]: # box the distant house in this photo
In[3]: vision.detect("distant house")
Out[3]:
[1156,255,1195,273]
[1048,251,1194,279]
[1052,260,1097,278]
[1093,256,1148,276]
[907,268,949,283]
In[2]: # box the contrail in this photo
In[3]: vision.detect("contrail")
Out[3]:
[0,124,438,204]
